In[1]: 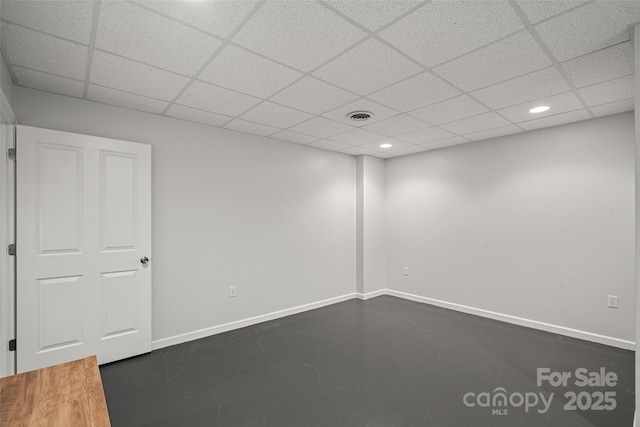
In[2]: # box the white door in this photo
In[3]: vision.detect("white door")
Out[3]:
[16,125,152,373]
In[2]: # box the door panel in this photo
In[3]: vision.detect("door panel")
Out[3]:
[17,125,151,373]
[38,276,84,351]
[101,270,138,339]
[37,144,83,254]
[101,152,137,251]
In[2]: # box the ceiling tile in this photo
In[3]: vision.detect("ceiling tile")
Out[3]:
[423,136,470,149]
[12,66,84,98]
[519,109,591,130]
[270,130,319,145]
[358,138,413,152]
[396,127,457,145]
[470,66,571,109]
[5,0,634,142]
[313,38,422,95]
[199,45,301,98]
[87,84,168,114]
[440,112,511,135]
[232,1,367,72]
[379,0,523,67]
[368,72,460,112]
[90,51,190,101]
[1,23,87,80]
[289,117,354,138]
[591,99,634,118]
[176,80,261,116]
[325,1,422,31]
[96,1,221,76]
[464,125,522,142]
[1,0,94,43]
[132,0,258,38]
[385,145,431,157]
[322,99,399,127]
[535,1,640,61]
[497,92,583,123]
[270,77,358,115]
[165,104,232,127]
[339,146,378,156]
[308,139,353,152]
[434,31,552,92]
[240,102,313,129]
[409,95,488,125]
[328,128,386,145]
[223,119,280,137]
[516,1,589,24]
[578,75,634,107]
[362,114,429,137]
[561,42,633,88]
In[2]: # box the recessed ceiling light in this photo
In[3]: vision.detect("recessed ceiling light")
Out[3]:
[529,105,550,114]
[380,143,393,148]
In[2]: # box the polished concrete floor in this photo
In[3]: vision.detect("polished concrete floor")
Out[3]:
[100,296,634,427]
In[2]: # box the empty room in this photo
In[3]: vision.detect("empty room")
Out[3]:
[0,0,637,426]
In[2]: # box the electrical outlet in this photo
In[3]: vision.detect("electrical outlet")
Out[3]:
[607,295,618,309]
[403,267,409,276]
[229,286,237,298]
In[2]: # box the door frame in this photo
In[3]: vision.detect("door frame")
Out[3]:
[0,88,16,377]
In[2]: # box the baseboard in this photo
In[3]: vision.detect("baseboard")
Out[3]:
[355,289,386,300]
[152,288,634,352]
[386,289,635,351]
[151,292,356,351]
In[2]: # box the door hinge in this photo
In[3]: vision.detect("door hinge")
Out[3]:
[7,244,15,256]
[7,148,15,160]
[8,339,16,352]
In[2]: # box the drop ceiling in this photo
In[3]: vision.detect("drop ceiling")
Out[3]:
[0,0,637,158]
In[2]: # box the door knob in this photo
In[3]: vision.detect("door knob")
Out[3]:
[140,256,150,265]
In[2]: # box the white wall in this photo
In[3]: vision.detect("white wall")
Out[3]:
[15,87,356,343]
[356,155,386,296]
[385,112,635,343]
[12,86,635,351]
[0,51,16,376]
[633,22,639,425]
[0,54,14,111]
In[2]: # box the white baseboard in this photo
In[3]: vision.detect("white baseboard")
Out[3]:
[151,293,356,351]
[385,289,635,351]
[355,289,386,300]
[152,288,634,352]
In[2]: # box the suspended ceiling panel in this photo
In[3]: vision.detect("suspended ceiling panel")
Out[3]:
[1,0,637,158]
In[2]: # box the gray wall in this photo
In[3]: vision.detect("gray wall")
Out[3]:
[15,87,356,343]
[385,112,635,342]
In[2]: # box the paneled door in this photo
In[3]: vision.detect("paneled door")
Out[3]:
[16,125,151,373]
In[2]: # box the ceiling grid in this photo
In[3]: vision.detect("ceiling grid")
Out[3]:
[0,0,636,158]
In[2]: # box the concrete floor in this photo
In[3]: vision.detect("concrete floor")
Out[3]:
[100,295,634,427]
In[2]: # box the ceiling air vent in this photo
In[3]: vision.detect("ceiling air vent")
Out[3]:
[346,111,374,122]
